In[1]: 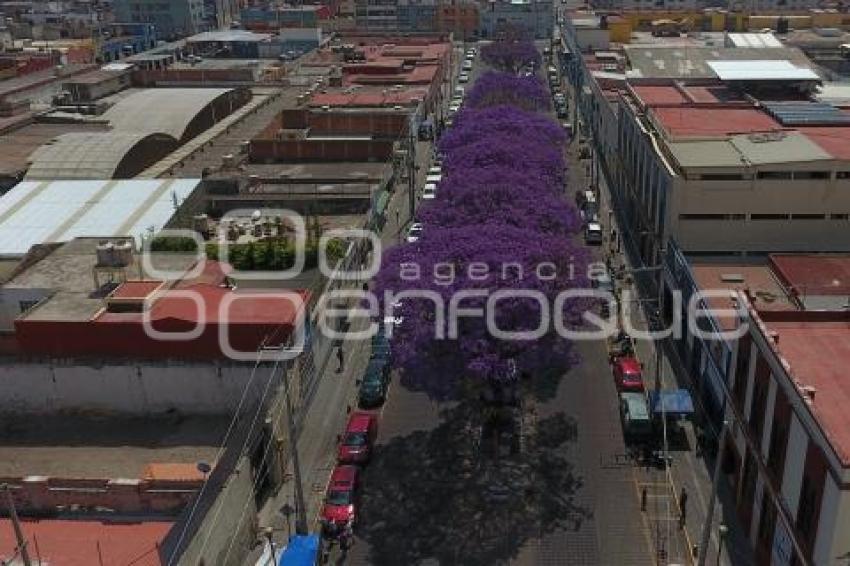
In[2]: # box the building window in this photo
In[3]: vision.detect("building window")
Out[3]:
[751,214,790,220]
[680,214,725,220]
[698,173,745,181]
[757,171,793,180]
[791,214,826,220]
[836,171,850,179]
[830,214,849,220]
[797,475,818,540]
[792,171,830,180]
[19,300,38,313]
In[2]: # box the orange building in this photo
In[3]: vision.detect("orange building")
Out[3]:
[437,1,479,40]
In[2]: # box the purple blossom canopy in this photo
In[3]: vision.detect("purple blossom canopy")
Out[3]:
[480,40,542,73]
[373,224,590,400]
[464,72,550,113]
[439,105,566,157]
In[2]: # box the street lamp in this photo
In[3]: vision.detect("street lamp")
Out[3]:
[263,526,276,566]
[717,523,729,566]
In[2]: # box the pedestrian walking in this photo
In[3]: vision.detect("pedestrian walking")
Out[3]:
[336,345,345,373]
[679,487,688,529]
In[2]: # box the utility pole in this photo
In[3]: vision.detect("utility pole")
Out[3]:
[698,416,729,566]
[282,366,308,535]
[3,484,32,566]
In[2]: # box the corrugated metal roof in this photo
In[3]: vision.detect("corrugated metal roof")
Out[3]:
[102,88,234,141]
[0,179,200,257]
[707,60,819,81]
[726,33,783,49]
[668,140,745,168]
[728,131,832,164]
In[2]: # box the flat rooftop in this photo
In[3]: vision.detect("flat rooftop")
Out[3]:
[624,46,814,80]
[5,237,198,322]
[0,122,112,178]
[760,316,850,467]
[0,518,172,566]
[232,161,390,182]
[690,261,796,330]
[0,414,228,479]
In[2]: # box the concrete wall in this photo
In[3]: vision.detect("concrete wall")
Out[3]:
[0,360,270,415]
[170,455,258,566]
[0,287,50,333]
[2,475,201,515]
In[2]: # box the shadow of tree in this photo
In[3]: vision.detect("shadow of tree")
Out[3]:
[355,404,591,566]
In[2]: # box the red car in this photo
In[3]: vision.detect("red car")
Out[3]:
[613,356,644,391]
[320,465,359,536]
[337,412,377,465]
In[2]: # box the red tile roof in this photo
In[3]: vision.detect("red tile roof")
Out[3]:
[652,106,781,138]
[770,254,850,297]
[762,319,850,466]
[632,85,688,106]
[142,462,207,482]
[0,519,171,566]
[110,280,164,300]
[798,126,850,160]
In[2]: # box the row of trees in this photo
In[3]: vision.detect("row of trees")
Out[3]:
[373,57,590,402]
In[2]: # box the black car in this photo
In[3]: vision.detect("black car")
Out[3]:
[358,358,391,408]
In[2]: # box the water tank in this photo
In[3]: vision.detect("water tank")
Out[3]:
[96,241,115,266]
[113,241,134,267]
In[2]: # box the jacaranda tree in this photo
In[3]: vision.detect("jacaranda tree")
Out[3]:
[480,39,541,73]
[464,71,550,113]
[371,40,588,403]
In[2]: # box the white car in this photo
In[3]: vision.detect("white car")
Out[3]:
[454,85,465,97]
[459,72,470,83]
[449,103,461,115]
[422,183,437,200]
[462,60,473,71]
[425,173,442,184]
[406,222,423,243]
[428,166,442,175]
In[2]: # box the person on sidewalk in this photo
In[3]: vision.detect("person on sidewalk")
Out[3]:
[679,487,688,529]
[336,345,345,373]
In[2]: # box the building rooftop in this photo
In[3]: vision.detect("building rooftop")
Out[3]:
[690,261,796,330]
[186,30,273,43]
[309,88,429,108]
[758,315,850,467]
[769,254,850,309]
[651,106,781,138]
[0,518,172,566]
[0,179,201,258]
[0,122,111,180]
[624,46,814,80]
[0,413,227,479]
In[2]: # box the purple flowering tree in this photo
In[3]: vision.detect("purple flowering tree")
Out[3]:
[439,105,566,156]
[464,72,550,112]
[480,40,541,73]
[373,224,590,401]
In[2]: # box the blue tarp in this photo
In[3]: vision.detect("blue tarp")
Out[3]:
[279,534,320,566]
[649,390,694,416]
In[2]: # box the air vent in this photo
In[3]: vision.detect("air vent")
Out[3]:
[720,273,745,283]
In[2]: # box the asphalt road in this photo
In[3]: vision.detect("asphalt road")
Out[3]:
[334,46,655,566]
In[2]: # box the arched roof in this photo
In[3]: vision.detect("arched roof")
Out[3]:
[101,88,234,141]
[25,132,177,180]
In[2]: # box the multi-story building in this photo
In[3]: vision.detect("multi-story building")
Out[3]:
[479,0,553,39]
[662,250,850,566]
[354,0,399,30]
[398,0,438,33]
[437,0,479,39]
[113,0,207,40]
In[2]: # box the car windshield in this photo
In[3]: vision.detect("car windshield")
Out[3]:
[344,432,368,446]
[326,489,352,506]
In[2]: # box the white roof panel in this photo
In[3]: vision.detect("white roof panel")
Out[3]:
[0,179,200,257]
[707,60,819,81]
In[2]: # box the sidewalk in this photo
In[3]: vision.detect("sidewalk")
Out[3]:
[577,80,754,565]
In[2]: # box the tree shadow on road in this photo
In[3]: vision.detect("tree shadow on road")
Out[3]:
[356,404,591,566]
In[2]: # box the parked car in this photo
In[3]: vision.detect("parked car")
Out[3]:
[459,72,470,83]
[358,358,391,408]
[425,173,442,184]
[462,59,473,71]
[454,85,465,97]
[406,222,423,243]
[422,183,437,200]
[613,356,644,391]
[590,270,615,294]
[337,412,378,464]
[428,165,442,175]
[320,465,359,536]
[619,392,652,441]
[584,221,603,245]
